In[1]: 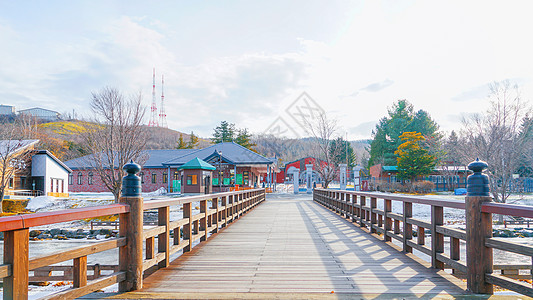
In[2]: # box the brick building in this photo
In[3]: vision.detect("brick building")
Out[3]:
[65,142,273,193]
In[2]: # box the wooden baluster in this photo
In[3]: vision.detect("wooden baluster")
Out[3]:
[450,236,460,275]
[93,264,101,279]
[4,228,29,300]
[221,196,227,227]
[370,197,377,233]
[146,236,155,259]
[183,202,192,252]
[73,256,87,288]
[174,227,180,246]
[359,196,365,227]
[200,200,207,242]
[384,199,392,242]
[417,226,425,245]
[340,193,344,217]
[431,205,444,269]
[158,206,170,268]
[394,219,400,235]
[403,202,413,253]
[212,197,219,233]
[347,194,352,220]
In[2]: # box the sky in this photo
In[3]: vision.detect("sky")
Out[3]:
[1,0,532,140]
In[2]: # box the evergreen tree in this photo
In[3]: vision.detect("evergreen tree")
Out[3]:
[188,131,199,149]
[177,134,188,149]
[368,100,440,166]
[212,121,235,143]
[394,132,436,180]
[329,137,356,167]
[235,128,257,152]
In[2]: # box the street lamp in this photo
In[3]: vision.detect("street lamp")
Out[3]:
[218,150,222,193]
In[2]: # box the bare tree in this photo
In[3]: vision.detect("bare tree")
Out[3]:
[304,112,341,188]
[0,123,35,213]
[460,81,533,206]
[80,87,147,202]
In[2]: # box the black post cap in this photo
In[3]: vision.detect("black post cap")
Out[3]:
[122,160,141,197]
[466,158,490,197]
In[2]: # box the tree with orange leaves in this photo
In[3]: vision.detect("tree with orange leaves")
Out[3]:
[394,131,436,181]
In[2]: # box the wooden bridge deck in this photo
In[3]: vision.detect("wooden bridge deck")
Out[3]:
[107,194,468,299]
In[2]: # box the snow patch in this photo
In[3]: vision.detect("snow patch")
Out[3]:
[26,196,56,211]
[143,187,167,196]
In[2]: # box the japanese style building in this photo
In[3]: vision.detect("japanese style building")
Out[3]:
[65,142,273,193]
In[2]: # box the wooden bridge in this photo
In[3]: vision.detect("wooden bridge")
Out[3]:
[2,184,533,298]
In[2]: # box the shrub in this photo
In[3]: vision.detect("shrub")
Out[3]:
[413,180,435,193]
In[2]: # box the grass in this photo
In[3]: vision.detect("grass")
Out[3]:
[38,121,101,135]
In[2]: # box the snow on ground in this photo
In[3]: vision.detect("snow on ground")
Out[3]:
[25,196,56,211]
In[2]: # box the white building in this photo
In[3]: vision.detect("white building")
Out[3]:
[18,107,60,122]
[0,105,15,116]
[31,150,72,197]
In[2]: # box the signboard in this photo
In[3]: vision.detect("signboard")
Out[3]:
[223,177,230,185]
[172,180,181,193]
[236,174,243,185]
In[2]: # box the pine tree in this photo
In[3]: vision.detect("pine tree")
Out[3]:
[177,134,188,149]
[235,128,257,152]
[188,131,199,149]
[212,121,235,143]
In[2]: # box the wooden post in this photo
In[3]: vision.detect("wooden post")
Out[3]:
[200,199,207,241]
[465,159,493,294]
[451,237,460,275]
[360,196,366,228]
[119,161,143,292]
[73,256,87,288]
[417,226,425,245]
[403,202,413,253]
[384,199,392,242]
[212,197,219,233]
[370,197,377,233]
[183,202,192,252]
[431,205,444,269]
[4,228,29,300]
[221,196,227,227]
[146,236,155,259]
[158,206,170,268]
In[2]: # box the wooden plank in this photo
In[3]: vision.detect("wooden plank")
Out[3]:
[158,206,170,269]
[29,237,126,270]
[41,271,126,300]
[4,228,29,300]
[486,237,533,256]
[143,226,166,240]
[0,263,11,278]
[73,255,88,288]
[485,273,533,297]
[436,225,466,240]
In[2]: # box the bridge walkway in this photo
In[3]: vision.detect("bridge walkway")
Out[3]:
[106,194,468,299]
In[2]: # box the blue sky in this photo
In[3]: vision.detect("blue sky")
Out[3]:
[1,1,532,139]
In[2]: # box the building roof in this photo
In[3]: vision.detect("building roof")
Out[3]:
[163,142,273,166]
[178,157,216,171]
[0,139,39,155]
[382,166,398,171]
[18,107,60,114]
[65,149,197,169]
[33,150,72,173]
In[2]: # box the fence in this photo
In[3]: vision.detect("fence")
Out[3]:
[314,160,533,297]
[0,162,266,299]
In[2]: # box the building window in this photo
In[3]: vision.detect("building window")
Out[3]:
[151,173,157,184]
[20,176,26,188]
[88,172,93,185]
[8,177,13,189]
[78,173,83,185]
[173,171,179,181]
[140,172,144,184]
[187,175,197,185]
[68,174,73,185]
[163,173,168,184]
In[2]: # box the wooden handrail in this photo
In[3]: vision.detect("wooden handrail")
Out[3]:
[0,203,130,232]
[0,187,266,299]
[313,188,533,298]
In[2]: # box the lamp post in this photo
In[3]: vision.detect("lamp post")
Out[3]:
[218,150,222,193]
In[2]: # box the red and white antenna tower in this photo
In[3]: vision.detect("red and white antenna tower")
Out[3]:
[148,68,159,127]
[159,74,168,128]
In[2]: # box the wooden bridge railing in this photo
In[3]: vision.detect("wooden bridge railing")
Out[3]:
[313,187,533,297]
[0,161,266,300]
